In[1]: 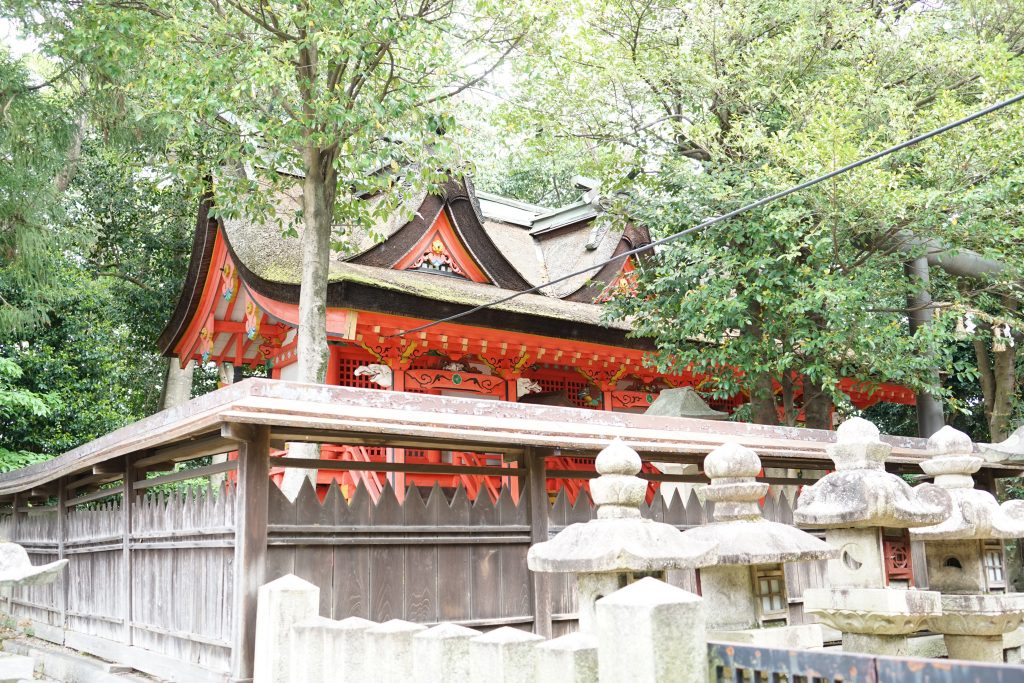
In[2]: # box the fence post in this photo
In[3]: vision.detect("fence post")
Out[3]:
[322,616,376,682]
[229,423,271,682]
[525,446,552,637]
[413,622,481,682]
[595,577,706,683]
[252,574,319,683]
[365,619,427,683]
[122,455,136,645]
[56,477,67,632]
[469,626,544,683]
[536,632,598,682]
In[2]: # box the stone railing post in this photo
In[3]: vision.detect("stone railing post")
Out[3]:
[595,577,706,683]
[536,632,598,681]
[365,619,427,683]
[469,626,544,683]
[413,623,481,682]
[289,615,375,683]
[253,574,319,683]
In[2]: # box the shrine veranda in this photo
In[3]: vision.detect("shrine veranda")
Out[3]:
[0,379,1020,682]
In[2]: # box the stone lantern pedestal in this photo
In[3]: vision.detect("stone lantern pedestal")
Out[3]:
[794,417,952,656]
[528,439,717,632]
[682,443,836,649]
[911,426,1024,662]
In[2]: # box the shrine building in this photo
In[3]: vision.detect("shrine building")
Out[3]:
[158,176,915,499]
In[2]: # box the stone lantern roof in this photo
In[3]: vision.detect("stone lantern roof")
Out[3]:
[911,426,1024,541]
[527,439,716,574]
[794,417,951,529]
[644,387,729,421]
[682,443,836,564]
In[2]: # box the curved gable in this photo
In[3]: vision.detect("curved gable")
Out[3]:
[351,179,531,290]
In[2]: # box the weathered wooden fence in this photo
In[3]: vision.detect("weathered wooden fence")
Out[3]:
[0,479,827,664]
[2,486,237,678]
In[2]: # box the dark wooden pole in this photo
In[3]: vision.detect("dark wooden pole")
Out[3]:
[57,477,67,631]
[10,492,21,542]
[122,455,136,644]
[525,446,552,638]
[228,423,270,683]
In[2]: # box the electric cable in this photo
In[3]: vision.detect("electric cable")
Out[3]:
[389,91,1024,339]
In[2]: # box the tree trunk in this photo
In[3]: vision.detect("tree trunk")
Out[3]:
[281,148,334,500]
[158,357,194,411]
[802,379,833,431]
[296,159,331,385]
[991,339,1017,443]
[750,373,780,425]
[746,299,780,426]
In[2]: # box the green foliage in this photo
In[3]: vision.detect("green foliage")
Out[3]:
[10,0,552,239]
[0,47,74,335]
[0,136,196,459]
[495,0,1024,426]
[0,357,57,470]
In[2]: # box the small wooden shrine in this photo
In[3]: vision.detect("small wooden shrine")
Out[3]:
[159,177,915,499]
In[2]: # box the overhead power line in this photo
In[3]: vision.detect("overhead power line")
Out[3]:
[390,92,1024,339]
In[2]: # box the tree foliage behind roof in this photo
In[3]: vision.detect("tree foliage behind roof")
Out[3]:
[490,0,1024,431]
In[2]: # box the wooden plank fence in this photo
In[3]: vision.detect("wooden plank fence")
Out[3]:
[1,477,834,674]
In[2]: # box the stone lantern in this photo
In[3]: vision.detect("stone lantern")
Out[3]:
[682,443,837,648]
[910,426,1024,662]
[794,417,952,655]
[527,439,717,632]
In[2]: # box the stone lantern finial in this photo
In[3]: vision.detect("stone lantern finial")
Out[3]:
[922,426,982,490]
[702,443,766,522]
[829,417,889,471]
[591,439,646,520]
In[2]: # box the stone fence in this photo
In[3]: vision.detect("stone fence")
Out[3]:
[253,573,706,683]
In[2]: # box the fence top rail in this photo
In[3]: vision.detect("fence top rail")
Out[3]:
[0,378,1016,496]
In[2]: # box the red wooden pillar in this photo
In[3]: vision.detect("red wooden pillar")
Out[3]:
[326,345,342,385]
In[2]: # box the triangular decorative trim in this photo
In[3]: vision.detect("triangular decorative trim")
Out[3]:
[393,209,491,283]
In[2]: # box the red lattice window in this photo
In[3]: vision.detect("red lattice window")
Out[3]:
[335,354,386,390]
[534,374,600,409]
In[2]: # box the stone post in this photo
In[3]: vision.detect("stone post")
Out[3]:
[365,619,427,683]
[535,632,598,682]
[595,577,706,683]
[413,622,481,682]
[469,626,544,683]
[290,616,376,683]
[252,574,319,683]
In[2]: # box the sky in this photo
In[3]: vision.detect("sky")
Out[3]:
[1,17,38,58]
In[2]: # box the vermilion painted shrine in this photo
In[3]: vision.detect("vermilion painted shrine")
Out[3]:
[158,177,916,498]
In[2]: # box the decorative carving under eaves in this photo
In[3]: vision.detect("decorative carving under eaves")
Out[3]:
[409,236,465,277]
[405,369,504,394]
[220,262,238,302]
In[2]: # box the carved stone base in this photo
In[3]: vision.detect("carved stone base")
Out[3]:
[944,634,1005,663]
[803,587,941,636]
[927,593,1024,637]
[843,632,910,656]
